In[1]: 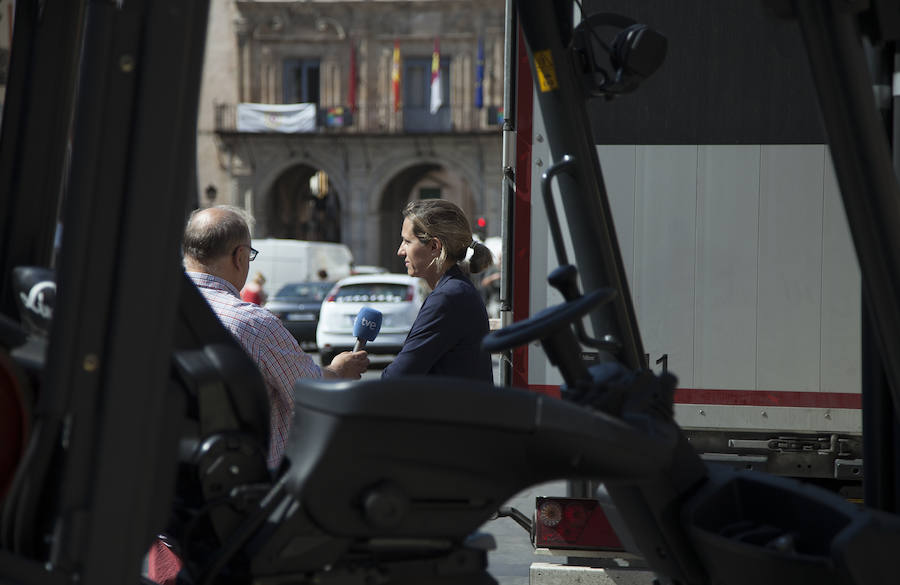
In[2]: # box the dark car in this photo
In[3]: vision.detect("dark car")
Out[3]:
[264,281,335,349]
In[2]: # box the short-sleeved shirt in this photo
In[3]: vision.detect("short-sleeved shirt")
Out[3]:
[187,271,322,468]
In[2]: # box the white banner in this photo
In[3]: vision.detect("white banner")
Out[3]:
[236,103,317,133]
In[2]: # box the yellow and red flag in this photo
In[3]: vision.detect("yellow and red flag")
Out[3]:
[392,40,401,112]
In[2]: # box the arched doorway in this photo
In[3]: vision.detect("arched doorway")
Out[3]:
[267,163,341,242]
[377,163,477,272]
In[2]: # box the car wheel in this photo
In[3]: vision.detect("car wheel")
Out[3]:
[320,350,335,366]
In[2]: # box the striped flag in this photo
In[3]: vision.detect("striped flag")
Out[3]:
[475,36,484,109]
[430,37,442,114]
[348,38,357,112]
[392,40,401,112]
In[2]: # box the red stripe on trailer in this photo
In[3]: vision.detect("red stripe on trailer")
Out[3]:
[512,30,533,389]
[525,385,861,408]
[673,388,861,409]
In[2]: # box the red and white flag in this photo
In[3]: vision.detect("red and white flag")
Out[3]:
[430,37,442,114]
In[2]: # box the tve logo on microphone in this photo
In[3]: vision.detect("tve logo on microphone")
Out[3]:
[353,307,383,351]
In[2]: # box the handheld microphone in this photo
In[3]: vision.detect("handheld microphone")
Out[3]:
[352,307,383,352]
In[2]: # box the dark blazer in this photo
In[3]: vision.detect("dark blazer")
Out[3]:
[382,265,493,382]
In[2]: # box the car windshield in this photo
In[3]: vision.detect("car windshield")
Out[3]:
[334,283,410,303]
[273,282,333,301]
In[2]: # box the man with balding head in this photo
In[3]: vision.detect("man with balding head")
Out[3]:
[182,205,369,468]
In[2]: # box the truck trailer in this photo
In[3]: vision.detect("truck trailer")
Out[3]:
[497,0,884,568]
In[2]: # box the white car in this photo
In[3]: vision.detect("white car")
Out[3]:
[315,274,430,365]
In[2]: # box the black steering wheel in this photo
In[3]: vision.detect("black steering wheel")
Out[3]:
[482,287,617,353]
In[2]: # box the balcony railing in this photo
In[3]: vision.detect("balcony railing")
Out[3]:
[214,102,503,135]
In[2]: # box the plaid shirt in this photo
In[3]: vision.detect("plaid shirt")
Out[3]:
[187,272,322,468]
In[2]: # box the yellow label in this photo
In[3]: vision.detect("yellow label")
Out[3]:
[534,50,559,92]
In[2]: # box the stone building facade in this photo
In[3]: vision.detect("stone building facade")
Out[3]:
[197,0,505,272]
[0,0,15,115]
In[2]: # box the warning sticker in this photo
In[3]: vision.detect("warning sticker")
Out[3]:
[534,50,559,92]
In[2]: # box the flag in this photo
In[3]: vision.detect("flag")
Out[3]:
[236,103,317,133]
[430,37,442,114]
[392,40,401,112]
[348,39,357,112]
[475,36,484,109]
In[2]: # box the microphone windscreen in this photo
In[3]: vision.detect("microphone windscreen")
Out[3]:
[352,307,383,342]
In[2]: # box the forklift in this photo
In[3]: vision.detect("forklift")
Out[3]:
[1,1,900,584]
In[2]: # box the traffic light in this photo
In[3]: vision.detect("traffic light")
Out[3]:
[475,216,487,239]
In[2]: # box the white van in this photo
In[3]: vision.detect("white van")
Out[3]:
[250,239,353,295]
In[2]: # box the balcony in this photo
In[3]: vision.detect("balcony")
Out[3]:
[214,102,503,135]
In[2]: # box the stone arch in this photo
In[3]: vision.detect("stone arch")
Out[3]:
[367,153,483,215]
[252,153,350,241]
[369,155,483,272]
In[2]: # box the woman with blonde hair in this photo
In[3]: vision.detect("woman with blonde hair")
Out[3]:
[382,199,494,382]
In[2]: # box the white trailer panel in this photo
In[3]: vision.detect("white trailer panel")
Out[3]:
[821,158,862,395]
[632,145,699,388]
[756,145,826,393]
[693,145,761,391]
[523,136,861,438]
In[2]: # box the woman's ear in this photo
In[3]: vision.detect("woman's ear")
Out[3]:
[431,238,443,255]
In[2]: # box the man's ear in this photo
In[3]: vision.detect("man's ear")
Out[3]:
[230,246,243,270]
